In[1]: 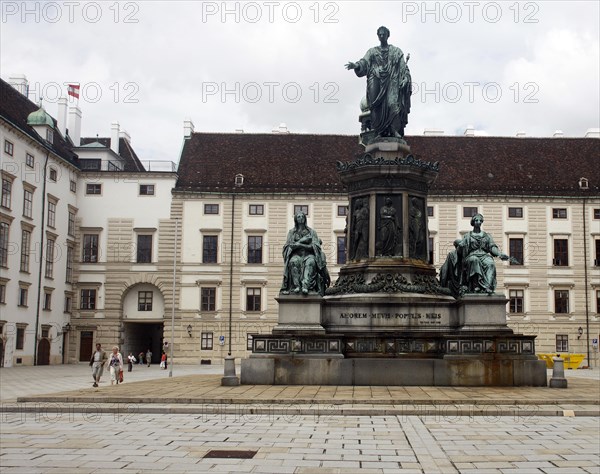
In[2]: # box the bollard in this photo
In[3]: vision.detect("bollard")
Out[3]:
[221,356,240,386]
[549,356,568,388]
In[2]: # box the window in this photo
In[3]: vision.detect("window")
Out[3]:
[80,289,97,310]
[1,178,11,209]
[86,183,102,195]
[70,180,76,193]
[47,200,56,228]
[337,205,348,217]
[463,206,478,218]
[246,288,261,312]
[26,153,34,168]
[509,238,524,265]
[597,290,600,314]
[107,161,122,172]
[0,282,5,304]
[552,208,567,219]
[46,129,54,143]
[16,327,25,350]
[594,209,600,220]
[337,236,346,265]
[202,235,218,263]
[294,205,309,216]
[0,222,9,267]
[68,211,76,236]
[594,239,600,266]
[553,239,569,266]
[80,159,101,171]
[201,332,213,350]
[18,287,28,307]
[20,229,31,272]
[247,334,254,350]
[82,234,99,263]
[49,168,57,182]
[204,204,219,214]
[64,294,72,314]
[138,291,153,311]
[201,287,216,311]
[249,204,264,215]
[4,140,13,156]
[136,235,152,263]
[23,189,33,218]
[508,207,523,218]
[427,206,434,217]
[139,184,155,196]
[65,247,74,283]
[45,239,55,278]
[556,335,569,352]
[428,236,434,265]
[554,290,569,314]
[509,290,524,313]
[247,236,263,264]
[43,292,52,310]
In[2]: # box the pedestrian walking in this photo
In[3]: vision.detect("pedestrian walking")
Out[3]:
[160,351,167,369]
[108,346,124,385]
[89,343,107,388]
[146,349,152,367]
[138,352,145,365]
[127,352,136,372]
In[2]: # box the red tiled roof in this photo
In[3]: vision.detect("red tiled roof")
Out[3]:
[176,132,600,197]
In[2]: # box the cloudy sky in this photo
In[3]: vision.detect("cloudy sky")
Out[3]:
[2,1,598,162]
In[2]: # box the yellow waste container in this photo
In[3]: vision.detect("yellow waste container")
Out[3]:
[537,353,585,369]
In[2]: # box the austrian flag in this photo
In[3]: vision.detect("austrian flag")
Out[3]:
[67,84,80,99]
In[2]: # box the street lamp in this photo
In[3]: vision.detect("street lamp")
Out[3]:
[222,174,243,386]
[187,324,193,337]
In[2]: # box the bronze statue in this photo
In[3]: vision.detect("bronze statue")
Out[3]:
[346,26,412,139]
[440,214,509,296]
[350,197,369,260]
[281,211,330,296]
[376,197,402,256]
[408,197,424,259]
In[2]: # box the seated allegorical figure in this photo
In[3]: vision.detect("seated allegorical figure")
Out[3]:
[440,213,509,296]
[280,211,330,296]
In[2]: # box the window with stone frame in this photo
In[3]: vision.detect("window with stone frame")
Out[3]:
[204,204,219,215]
[246,287,261,312]
[201,332,213,350]
[201,287,216,312]
[20,229,31,272]
[553,239,569,266]
[26,153,35,168]
[249,204,264,215]
[509,289,524,313]
[247,334,255,350]
[202,235,218,263]
[16,327,25,350]
[0,222,9,267]
[82,234,99,263]
[247,236,263,264]
[80,289,97,310]
[136,235,152,263]
[18,286,28,307]
[556,334,569,352]
[68,210,76,236]
[294,204,309,216]
[509,238,524,265]
[43,291,52,310]
[595,239,600,267]
[337,205,348,217]
[1,177,12,209]
[45,239,55,278]
[0,282,6,304]
[463,206,478,218]
[4,140,13,156]
[23,188,33,218]
[508,207,523,218]
[596,290,600,314]
[552,208,567,219]
[337,236,346,264]
[554,290,569,314]
[65,246,74,283]
[47,200,57,228]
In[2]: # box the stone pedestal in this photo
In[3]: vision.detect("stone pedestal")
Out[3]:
[272,294,325,335]
[221,356,240,386]
[549,357,568,388]
[457,294,512,332]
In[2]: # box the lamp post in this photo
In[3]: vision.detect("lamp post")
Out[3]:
[169,218,179,378]
[222,174,243,386]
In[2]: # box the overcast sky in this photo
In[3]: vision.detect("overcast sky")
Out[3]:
[2,1,599,162]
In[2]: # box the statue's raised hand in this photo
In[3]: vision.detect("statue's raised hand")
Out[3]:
[345,62,356,70]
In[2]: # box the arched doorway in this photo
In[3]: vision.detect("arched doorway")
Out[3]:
[37,339,50,365]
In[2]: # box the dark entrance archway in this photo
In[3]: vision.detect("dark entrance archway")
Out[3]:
[37,339,50,365]
[122,322,163,364]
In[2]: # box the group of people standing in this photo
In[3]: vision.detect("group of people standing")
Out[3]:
[89,345,156,388]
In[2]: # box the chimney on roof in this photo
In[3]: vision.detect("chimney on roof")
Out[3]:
[464,125,475,137]
[553,130,564,138]
[235,129,244,133]
[423,128,444,136]
[8,75,28,97]
[272,123,290,134]
[119,130,131,143]
[516,131,526,138]
[57,97,68,136]
[184,119,195,138]
[68,106,82,146]
[111,121,120,154]
[585,128,600,138]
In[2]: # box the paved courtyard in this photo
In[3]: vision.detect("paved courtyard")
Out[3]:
[1,365,599,473]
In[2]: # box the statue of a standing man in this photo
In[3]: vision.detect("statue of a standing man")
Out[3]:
[346,26,412,140]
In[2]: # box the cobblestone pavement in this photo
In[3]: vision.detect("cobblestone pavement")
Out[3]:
[1,366,599,473]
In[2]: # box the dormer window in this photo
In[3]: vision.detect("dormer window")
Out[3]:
[579,177,589,190]
[46,129,54,144]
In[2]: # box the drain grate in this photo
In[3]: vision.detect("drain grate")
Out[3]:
[203,450,257,459]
